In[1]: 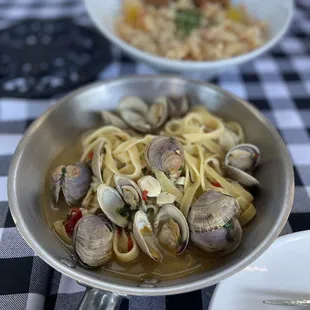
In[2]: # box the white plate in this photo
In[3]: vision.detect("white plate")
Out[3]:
[209,231,310,310]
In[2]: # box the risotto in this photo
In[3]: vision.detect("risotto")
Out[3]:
[117,0,267,61]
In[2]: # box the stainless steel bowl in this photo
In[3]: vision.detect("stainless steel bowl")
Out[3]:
[8,76,294,309]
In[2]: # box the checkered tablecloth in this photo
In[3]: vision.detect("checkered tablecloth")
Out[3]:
[0,0,310,309]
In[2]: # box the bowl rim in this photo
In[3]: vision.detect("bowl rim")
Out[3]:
[84,0,294,71]
[8,76,294,296]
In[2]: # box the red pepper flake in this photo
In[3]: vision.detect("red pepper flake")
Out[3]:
[64,209,83,237]
[88,151,94,160]
[211,181,222,188]
[117,227,121,236]
[142,190,148,201]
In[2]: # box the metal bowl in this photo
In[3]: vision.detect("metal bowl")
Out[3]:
[8,76,294,308]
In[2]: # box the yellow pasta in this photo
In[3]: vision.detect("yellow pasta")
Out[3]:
[81,108,257,228]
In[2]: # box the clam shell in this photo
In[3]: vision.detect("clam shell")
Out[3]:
[167,96,189,118]
[101,111,128,129]
[147,96,169,129]
[114,174,144,210]
[52,163,91,206]
[224,143,260,187]
[225,143,260,172]
[97,184,128,227]
[72,215,113,267]
[145,136,184,176]
[118,96,149,116]
[154,204,189,254]
[120,109,151,133]
[188,189,240,232]
[224,165,259,187]
[133,210,162,262]
[190,217,242,255]
[52,165,65,204]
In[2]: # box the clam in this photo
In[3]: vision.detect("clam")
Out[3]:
[72,215,113,267]
[188,189,240,232]
[118,96,151,133]
[218,125,240,151]
[113,226,140,263]
[52,163,91,205]
[145,136,184,178]
[154,204,189,254]
[137,175,161,197]
[147,96,169,129]
[91,139,105,182]
[114,174,144,210]
[145,203,160,222]
[224,144,260,187]
[118,96,149,116]
[101,111,128,129]
[167,95,189,118]
[133,210,162,262]
[190,217,242,255]
[97,184,129,227]
[120,110,151,133]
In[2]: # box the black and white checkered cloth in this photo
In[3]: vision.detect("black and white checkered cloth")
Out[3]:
[0,0,309,309]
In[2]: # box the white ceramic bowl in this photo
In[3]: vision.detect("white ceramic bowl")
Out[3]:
[84,0,294,76]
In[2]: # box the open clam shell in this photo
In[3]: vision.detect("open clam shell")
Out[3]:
[154,204,189,255]
[190,217,242,255]
[224,143,260,187]
[167,95,189,118]
[188,189,240,232]
[114,174,144,210]
[120,110,151,133]
[118,96,149,116]
[145,136,184,177]
[101,111,128,129]
[147,96,169,129]
[97,184,129,227]
[72,215,113,268]
[133,210,162,262]
[118,96,151,133]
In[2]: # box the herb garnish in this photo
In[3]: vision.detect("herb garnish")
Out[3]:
[175,9,202,38]
[118,204,133,219]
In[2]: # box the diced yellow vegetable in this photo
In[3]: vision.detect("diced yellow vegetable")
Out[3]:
[226,5,244,22]
[123,1,145,29]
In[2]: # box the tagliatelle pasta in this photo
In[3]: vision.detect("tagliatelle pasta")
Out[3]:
[80,109,256,227]
[49,94,261,279]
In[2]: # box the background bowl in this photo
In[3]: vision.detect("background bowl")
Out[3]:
[84,0,294,76]
[8,76,294,296]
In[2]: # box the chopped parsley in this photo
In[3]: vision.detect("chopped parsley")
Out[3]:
[175,9,202,38]
[224,221,233,230]
[118,204,133,219]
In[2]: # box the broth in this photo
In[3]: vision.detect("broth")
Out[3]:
[43,141,222,282]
